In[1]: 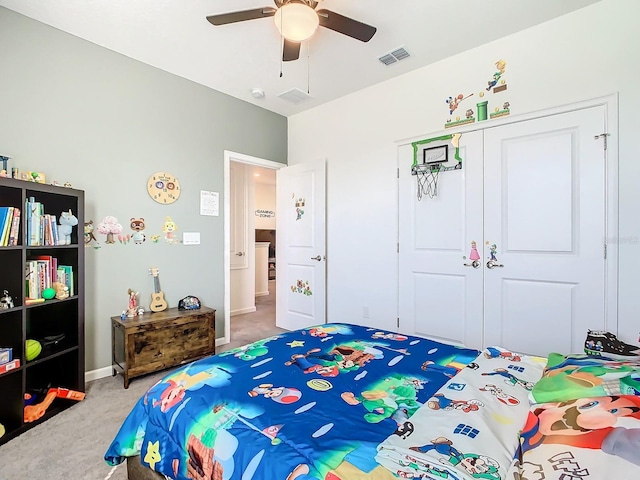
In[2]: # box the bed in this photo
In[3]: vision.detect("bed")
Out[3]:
[104,323,640,480]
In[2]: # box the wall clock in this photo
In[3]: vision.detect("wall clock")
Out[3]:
[147,172,181,204]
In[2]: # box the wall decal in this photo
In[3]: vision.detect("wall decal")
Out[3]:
[255,209,275,218]
[445,93,476,129]
[444,58,511,128]
[84,220,100,249]
[293,194,305,221]
[162,216,180,244]
[130,218,146,244]
[97,216,123,244]
[486,59,507,93]
[487,242,498,262]
[469,241,480,262]
[291,280,312,296]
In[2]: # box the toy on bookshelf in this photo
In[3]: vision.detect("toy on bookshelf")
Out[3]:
[58,210,78,245]
[0,290,14,309]
[52,282,69,300]
[24,387,85,423]
[127,288,140,317]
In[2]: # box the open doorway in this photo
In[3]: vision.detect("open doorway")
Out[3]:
[221,151,286,350]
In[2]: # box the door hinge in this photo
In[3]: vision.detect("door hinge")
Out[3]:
[397,317,400,328]
[397,242,399,253]
[604,243,607,260]
[397,167,400,179]
[594,133,610,151]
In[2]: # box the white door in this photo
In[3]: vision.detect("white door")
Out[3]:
[483,106,606,355]
[230,162,248,270]
[276,160,326,330]
[398,131,485,349]
[399,106,608,356]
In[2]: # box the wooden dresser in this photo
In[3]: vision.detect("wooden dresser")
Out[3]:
[111,306,215,388]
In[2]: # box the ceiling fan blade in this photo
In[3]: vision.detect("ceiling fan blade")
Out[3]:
[317,9,377,42]
[283,39,301,62]
[206,7,277,26]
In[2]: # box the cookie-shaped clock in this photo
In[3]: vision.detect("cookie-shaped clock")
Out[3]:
[147,172,181,204]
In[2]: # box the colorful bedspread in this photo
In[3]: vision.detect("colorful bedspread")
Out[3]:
[104,323,481,480]
[508,352,640,479]
[377,347,546,480]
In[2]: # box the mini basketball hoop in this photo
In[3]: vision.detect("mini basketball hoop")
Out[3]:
[411,134,463,201]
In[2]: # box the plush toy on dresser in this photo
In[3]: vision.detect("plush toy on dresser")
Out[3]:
[58,210,78,245]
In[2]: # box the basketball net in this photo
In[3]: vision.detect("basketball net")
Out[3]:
[415,165,440,200]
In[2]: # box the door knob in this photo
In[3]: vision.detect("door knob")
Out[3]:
[463,260,481,268]
[486,260,504,269]
[236,252,244,257]
[310,255,323,261]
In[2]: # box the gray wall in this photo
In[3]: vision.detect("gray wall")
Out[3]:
[0,8,288,372]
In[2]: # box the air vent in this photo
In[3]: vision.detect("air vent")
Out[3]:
[378,46,410,66]
[278,88,312,104]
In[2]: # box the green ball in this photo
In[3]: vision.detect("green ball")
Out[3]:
[26,339,42,362]
[42,288,55,300]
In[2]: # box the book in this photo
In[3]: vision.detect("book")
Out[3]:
[58,265,74,296]
[0,207,8,245]
[0,206,13,246]
[0,358,20,375]
[29,200,41,246]
[25,260,38,299]
[8,207,21,246]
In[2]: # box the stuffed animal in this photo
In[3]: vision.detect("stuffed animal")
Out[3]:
[52,282,69,300]
[58,210,78,245]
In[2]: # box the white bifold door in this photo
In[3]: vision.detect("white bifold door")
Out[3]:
[399,106,608,356]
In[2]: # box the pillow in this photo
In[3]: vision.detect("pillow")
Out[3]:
[530,352,640,404]
[376,346,546,480]
[508,395,640,479]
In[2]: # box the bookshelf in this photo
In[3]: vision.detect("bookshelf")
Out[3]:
[0,176,84,445]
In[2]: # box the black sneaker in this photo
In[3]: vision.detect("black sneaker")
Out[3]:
[584,330,640,360]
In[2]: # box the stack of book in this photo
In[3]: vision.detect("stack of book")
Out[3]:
[0,206,21,246]
[25,197,59,246]
[25,255,74,300]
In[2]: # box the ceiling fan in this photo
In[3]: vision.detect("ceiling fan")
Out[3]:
[206,0,377,62]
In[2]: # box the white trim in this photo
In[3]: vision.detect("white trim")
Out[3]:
[223,150,284,348]
[231,306,257,316]
[396,93,620,146]
[85,366,113,382]
[396,93,620,336]
[255,291,270,297]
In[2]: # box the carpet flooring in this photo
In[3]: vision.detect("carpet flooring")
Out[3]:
[0,281,285,480]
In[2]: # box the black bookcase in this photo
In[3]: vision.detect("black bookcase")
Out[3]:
[0,176,84,445]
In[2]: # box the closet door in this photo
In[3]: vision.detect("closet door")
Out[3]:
[483,106,607,355]
[398,131,484,349]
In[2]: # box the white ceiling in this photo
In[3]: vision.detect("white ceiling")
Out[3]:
[0,0,601,117]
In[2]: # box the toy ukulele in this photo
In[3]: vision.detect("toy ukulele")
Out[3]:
[149,267,168,312]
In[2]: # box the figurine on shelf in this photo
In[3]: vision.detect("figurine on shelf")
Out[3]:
[127,289,139,318]
[58,210,78,245]
[52,282,69,300]
[0,290,14,309]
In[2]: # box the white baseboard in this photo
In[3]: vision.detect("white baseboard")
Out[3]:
[231,306,257,316]
[255,291,269,297]
[85,366,113,382]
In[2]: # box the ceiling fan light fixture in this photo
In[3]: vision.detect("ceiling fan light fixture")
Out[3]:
[274,3,319,42]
